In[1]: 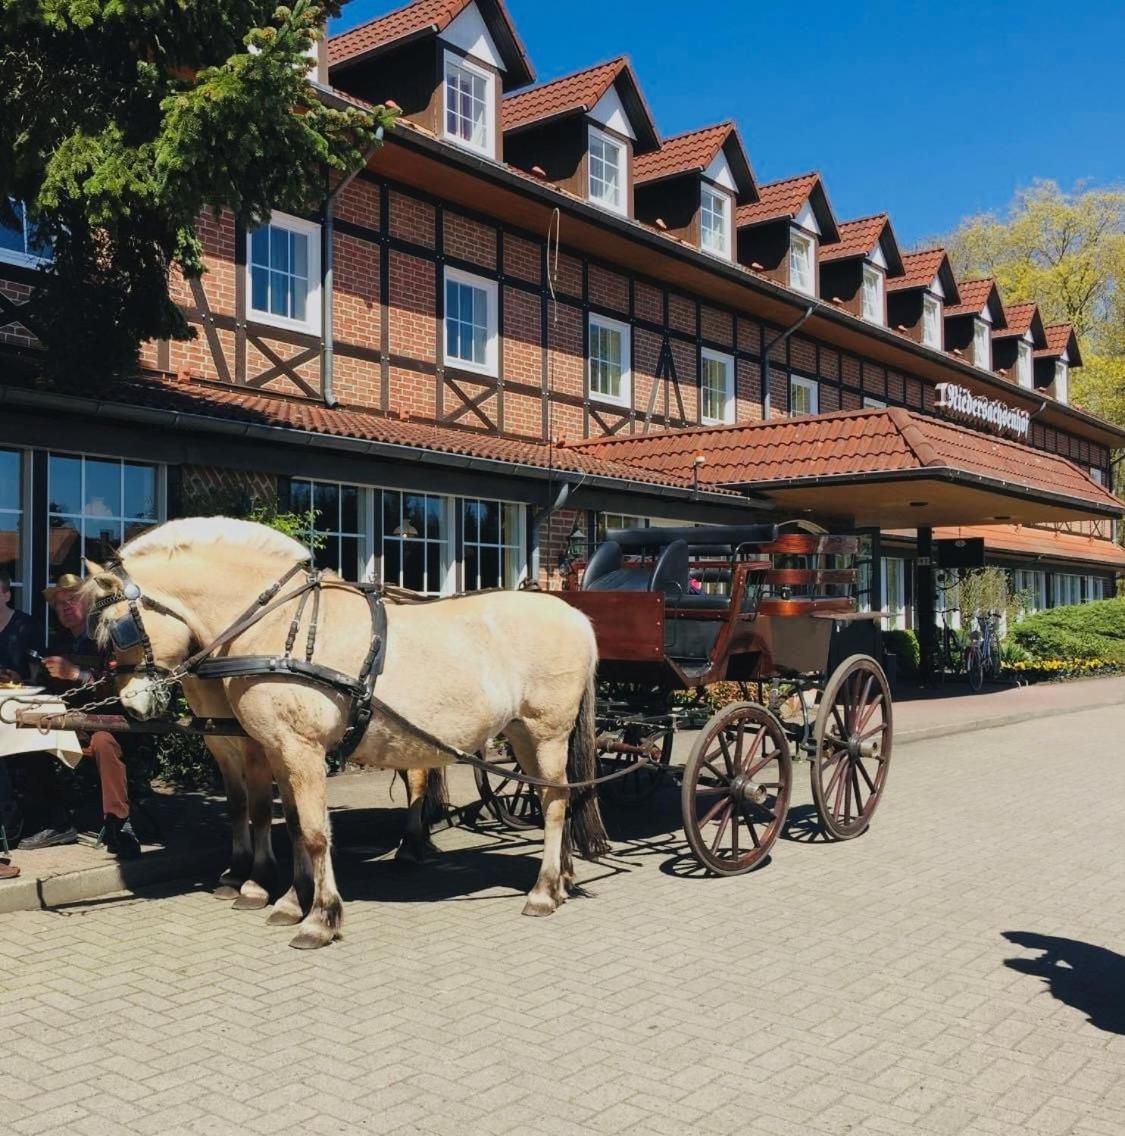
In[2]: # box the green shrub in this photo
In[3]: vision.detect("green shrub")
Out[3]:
[1012,597,1125,664]
[882,629,920,677]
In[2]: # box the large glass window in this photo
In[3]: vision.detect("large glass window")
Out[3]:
[382,491,452,595]
[789,230,815,296]
[588,315,631,406]
[974,319,991,370]
[862,264,884,324]
[922,295,942,348]
[1054,573,1082,607]
[588,126,625,215]
[248,213,320,333]
[789,375,819,416]
[289,478,370,581]
[700,186,731,259]
[0,449,23,608]
[1012,569,1046,614]
[47,455,160,585]
[444,54,492,155]
[701,349,734,424]
[463,499,524,590]
[444,267,497,375]
[1,199,51,267]
[881,556,906,630]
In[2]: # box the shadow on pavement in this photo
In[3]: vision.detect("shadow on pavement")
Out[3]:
[1002,931,1125,1034]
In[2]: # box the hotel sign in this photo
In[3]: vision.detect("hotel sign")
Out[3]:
[934,382,1030,440]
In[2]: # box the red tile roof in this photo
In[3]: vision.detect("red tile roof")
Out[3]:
[327,0,533,87]
[502,57,639,131]
[998,302,1038,338]
[633,122,733,183]
[96,377,728,496]
[820,214,889,262]
[889,248,946,291]
[944,277,1006,326]
[1036,323,1081,365]
[568,407,1122,515]
[734,172,820,227]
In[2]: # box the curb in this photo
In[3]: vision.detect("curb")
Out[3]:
[0,843,228,916]
[898,695,1122,746]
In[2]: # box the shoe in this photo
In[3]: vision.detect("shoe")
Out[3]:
[103,815,141,860]
[18,826,79,850]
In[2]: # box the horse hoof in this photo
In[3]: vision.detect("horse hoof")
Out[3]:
[395,840,442,865]
[289,927,337,950]
[521,898,557,918]
[266,907,303,926]
[232,892,269,911]
[213,884,240,900]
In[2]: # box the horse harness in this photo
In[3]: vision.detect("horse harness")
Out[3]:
[89,557,386,762]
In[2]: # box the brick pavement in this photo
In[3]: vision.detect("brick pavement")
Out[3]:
[2,705,1125,1135]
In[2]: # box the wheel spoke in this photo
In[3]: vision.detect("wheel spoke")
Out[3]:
[740,806,761,848]
[850,765,865,818]
[823,751,849,801]
[831,702,848,738]
[855,691,884,734]
[701,758,730,785]
[731,809,740,856]
[699,793,729,827]
[710,803,733,855]
[737,725,766,775]
[843,762,854,822]
[717,733,735,777]
[856,758,877,795]
[856,721,885,743]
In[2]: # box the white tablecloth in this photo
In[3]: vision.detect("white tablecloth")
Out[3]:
[0,688,85,768]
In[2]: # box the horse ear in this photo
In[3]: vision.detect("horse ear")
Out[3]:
[85,558,105,576]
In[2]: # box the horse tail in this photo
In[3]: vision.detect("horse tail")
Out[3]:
[566,667,610,860]
[422,767,448,826]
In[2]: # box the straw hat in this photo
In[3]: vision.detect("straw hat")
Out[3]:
[42,573,83,603]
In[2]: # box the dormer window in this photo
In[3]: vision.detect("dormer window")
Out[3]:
[588,126,626,214]
[700,186,731,259]
[1055,361,1069,404]
[922,295,942,348]
[789,230,815,296]
[862,264,884,324]
[1017,339,1032,388]
[974,318,991,370]
[1,198,51,267]
[444,52,493,156]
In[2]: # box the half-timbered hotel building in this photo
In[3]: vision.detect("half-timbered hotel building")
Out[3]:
[2,0,1122,648]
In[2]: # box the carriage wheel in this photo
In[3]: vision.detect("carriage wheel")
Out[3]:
[681,702,792,876]
[474,750,542,831]
[811,655,893,840]
[597,724,673,806]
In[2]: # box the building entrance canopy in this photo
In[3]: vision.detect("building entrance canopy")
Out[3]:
[572,407,1124,530]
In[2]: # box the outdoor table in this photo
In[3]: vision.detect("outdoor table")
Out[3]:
[0,687,85,769]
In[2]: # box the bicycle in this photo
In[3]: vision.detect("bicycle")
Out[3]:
[964,611,1002,692]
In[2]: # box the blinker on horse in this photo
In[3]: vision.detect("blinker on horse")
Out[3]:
[82,517,609,949]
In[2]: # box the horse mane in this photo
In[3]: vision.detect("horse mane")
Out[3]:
[120,517,311,564]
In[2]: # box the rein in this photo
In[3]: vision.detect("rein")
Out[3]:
[87,559,652,790]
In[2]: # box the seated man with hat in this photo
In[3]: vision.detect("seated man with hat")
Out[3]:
[18,573,139,858]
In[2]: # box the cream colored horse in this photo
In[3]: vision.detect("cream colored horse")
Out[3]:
[84,518,608,949]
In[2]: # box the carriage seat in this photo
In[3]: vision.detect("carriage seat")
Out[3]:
[581,541,649,591]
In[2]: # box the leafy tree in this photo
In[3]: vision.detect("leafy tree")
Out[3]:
[924,181,1125,430]
[0,1,396,385]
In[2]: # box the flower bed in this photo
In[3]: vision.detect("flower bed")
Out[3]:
[1004,657,1124,683]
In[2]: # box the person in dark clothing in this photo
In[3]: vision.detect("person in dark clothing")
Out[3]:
[16,574,139,858]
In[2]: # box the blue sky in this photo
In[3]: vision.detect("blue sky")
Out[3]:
[331,1,1125,246]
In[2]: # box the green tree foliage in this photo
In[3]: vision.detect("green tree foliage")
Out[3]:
[0,1,396,385]
[1011,596,1125,665]
[925,181,1125,429]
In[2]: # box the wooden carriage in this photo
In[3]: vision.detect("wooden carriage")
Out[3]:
[478,523,893,876]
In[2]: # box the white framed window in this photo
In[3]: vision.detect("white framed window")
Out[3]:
[789,229,815,296]
[588,315,631,406]
[1054,361,1069,404]
[444,52,493,156]
[1054,572,1082,607]
[1,199,51,268]
[0,448,25,610]
[289,478,373,582]
[863,397,887,409]
[247,212,321,334]
[974,319,991,370]
[700,185,732,259]
[881,556,906,630]
[1087,576,1106,602]
[381,490,455,596]
[46,454,163,591]
[1017,339,1032,388]
[444,266,498,376]
[463,499,526,590]
[862,264,884,324]
[1089,466,1105,486]
[922,294,942,348]
[700,349,735,424]
[789,375,819,417]
[588,125,627,215]
[1013,569,1046,615]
